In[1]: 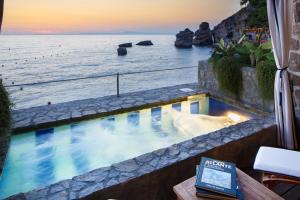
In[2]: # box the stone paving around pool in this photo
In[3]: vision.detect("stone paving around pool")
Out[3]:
[12,83,207,133]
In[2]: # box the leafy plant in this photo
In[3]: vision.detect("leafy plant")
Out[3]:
[210,37,247,65]
[209,38,236,63]
[256,60,277,100]
[235,41,256,66]
[0,81,12,136]
[235,41,273,66]
[255,42,273,62]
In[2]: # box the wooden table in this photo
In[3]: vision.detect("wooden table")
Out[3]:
[173,168,283,200]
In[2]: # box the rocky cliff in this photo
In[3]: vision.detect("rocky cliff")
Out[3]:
[213,6,254,42]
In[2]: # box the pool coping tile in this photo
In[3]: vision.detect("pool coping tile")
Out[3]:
[12,83,207,133]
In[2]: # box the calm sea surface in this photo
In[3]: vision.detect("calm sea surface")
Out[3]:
[0,35,211,109]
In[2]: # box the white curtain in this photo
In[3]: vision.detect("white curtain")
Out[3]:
[267,0,298,149]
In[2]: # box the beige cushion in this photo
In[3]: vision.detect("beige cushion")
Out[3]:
[254,146,300,178]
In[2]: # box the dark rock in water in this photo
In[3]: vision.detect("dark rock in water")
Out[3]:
[175,28,194,48]
[193,22,213,46]
[119,43,132,48]
[136,40,153,46]
[117,47,127,56]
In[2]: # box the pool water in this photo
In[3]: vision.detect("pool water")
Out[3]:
[0,95,251,198]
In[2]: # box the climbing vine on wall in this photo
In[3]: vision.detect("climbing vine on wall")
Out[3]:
[212,56,242,96]
[256,60,277,100]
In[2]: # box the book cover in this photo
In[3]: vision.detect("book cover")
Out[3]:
[195,157,237,198]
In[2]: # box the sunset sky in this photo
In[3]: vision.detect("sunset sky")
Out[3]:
[2,0,242,34]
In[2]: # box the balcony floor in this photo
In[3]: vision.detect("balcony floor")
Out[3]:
[247,169,300,200]
[273,183,300,200]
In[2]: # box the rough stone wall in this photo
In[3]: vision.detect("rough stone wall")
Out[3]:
[198,61,274,112]
[289,0,300,113]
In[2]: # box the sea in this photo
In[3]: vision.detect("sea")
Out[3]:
[0,35,211,110]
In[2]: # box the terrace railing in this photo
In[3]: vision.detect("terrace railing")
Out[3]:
[2,65,198,98]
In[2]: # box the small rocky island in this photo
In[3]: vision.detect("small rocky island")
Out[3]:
[117,47,127,56]
[175,22,213,48]
[119,43,132,48]
[174,28,194,48]
[136,40,153,46]
[117,40,153,56]
[193,22,213,46]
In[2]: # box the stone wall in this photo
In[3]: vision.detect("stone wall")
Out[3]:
[198,61,274,112]
[289,0,300,112]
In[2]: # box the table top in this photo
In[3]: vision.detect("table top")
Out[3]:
[173,168,283,200]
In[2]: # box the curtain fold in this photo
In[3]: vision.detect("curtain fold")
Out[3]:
[267,0,298,149]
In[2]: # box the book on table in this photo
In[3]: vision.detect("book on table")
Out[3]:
[195,157,243,200]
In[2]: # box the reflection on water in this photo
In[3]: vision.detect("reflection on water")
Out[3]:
[0,95,251,198]
[70,124,90,174]
[35,128,55,186]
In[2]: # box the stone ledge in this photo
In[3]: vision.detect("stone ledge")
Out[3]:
[12,83,206,134]
[6,115,276,200]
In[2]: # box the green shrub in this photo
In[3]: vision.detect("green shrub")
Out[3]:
[213,56,242,96]
[256,60,277,100]
[0,81,12,136]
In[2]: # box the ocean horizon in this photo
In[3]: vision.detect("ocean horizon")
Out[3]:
[0,34,211,109]
[1,32,178,35]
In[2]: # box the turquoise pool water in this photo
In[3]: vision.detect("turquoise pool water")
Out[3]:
[0,95,251,199]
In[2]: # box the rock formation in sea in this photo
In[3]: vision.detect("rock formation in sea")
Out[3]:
[119,43,132,48]
[175,28,194,48]
[193,22,213,46]
[136,40,153,46]
[117,47,127,56]
[213,6,253,43]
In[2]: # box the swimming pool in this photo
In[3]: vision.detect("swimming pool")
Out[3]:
[0,95,251,199]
